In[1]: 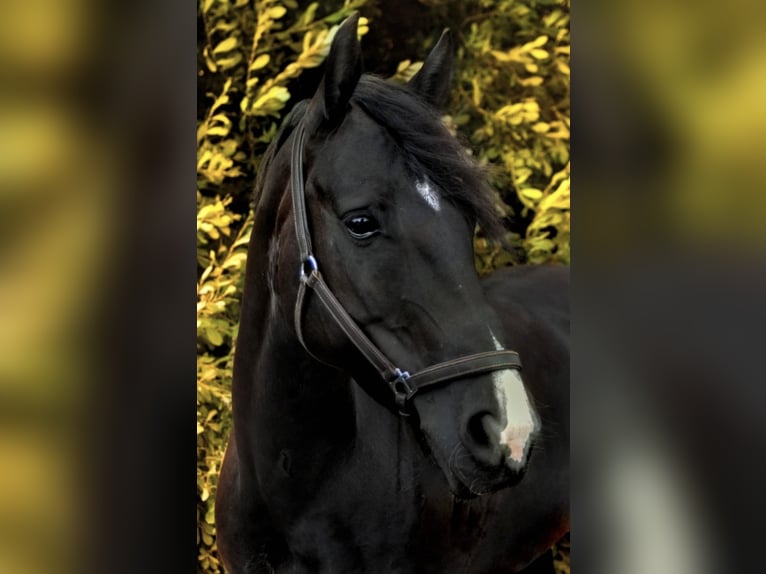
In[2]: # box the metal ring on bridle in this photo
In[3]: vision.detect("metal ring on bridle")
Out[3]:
[299,255,318,279]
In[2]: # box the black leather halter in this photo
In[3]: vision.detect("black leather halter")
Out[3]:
[290,124,522,412]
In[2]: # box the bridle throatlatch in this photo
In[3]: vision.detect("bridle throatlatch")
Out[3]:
[290,124,522,413]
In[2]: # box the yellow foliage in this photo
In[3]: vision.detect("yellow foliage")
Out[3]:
[456,0,570,267]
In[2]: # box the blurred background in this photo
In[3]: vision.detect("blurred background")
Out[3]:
[1,0,764,572]
[574,1,766,572]
[0,1,116,573]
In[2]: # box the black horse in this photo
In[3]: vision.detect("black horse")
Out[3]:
[216,14,569,573]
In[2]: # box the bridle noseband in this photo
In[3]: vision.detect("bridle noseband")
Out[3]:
[290,124,522,413]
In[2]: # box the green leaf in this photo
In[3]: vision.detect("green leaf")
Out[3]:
[222,252,248,270]
[251,54,270,71]
[472,78,482,107]
[267,6,287,19]
[520,188,543,201]
[205,505,216,524]
[205,126,229,137]
[301,2,319,25]
[526,35,549,49]
[213,37,239,54]
[206,328,223,347]
[519,76,544,87]
[217,53,243,70]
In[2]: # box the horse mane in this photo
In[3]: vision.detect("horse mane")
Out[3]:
[252,99,308,208]
[253,75,504,240]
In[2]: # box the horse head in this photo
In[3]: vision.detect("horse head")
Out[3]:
[267,14,540,497]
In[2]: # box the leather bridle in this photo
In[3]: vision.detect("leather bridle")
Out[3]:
[290,124,522,413]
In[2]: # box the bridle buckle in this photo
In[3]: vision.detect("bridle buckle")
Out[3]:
[388,368,413,412]
[299,255,318,280]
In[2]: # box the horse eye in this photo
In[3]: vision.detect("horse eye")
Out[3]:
[344,214,380,240]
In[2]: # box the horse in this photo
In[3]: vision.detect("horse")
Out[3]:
[215,14,569,573]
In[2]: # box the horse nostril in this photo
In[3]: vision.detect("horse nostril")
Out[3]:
[463,411,533,483]
[464,412,513,469]
[467,413,493,448]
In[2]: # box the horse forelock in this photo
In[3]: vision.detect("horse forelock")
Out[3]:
[352,76,504,240]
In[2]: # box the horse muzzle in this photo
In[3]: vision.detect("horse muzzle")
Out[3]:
[414,369,540,498]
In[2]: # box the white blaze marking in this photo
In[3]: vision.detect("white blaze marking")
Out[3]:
[415,178,440,211]
[490,331,537,465]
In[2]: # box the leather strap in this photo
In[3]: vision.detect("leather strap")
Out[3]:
[297,268,401,380]
[407,351,521,391]
[289,123,522,413]
[291,125,313,264]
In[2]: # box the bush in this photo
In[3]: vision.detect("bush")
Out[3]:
[453,0,570,270]
[196,1,569,571]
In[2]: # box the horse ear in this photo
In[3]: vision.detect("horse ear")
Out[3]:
[311,12,363,126]
[409,29,454,110]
